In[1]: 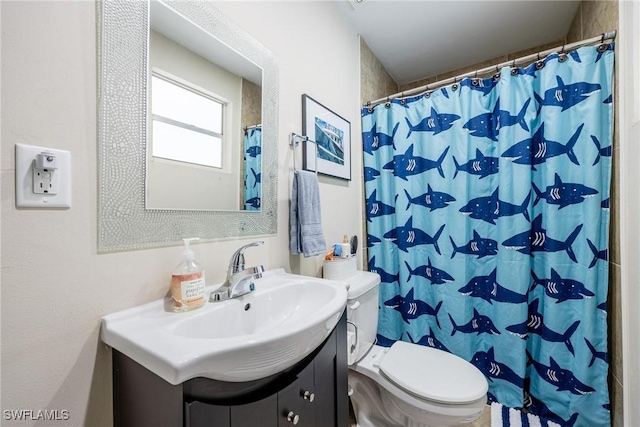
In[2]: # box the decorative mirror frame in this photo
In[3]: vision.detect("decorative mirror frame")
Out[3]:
[97,0,279,252]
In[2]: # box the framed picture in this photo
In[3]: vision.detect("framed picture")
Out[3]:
[302,94,351,180]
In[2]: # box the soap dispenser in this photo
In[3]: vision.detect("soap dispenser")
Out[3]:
[165,238,206,312]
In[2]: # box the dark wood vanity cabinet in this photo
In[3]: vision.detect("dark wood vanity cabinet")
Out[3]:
[113,311,348,427]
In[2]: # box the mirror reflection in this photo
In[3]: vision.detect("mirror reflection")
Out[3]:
[243,126,262,210]
[146,1,262,211]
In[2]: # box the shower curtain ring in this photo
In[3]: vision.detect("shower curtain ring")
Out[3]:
[385,97,391,109]
[558,44,568,62]
[598,32,609,52]
[471,70,479,86]
[452,77,458,91]
[366,100,373,113]
[511,59,519,75]
[535,52,545,70]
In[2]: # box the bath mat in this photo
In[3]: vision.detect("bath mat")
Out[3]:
[490,402,561,427]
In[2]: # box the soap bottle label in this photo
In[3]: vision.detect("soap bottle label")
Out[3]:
[171,272,205,309]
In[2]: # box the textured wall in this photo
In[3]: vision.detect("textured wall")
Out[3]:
[397,39,575,93]
[241,78,262,131]
[360,38,398,106]
[0,1,361,425]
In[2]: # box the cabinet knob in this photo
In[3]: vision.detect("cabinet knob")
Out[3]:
[286,411,300,425]
[303,390,315,402]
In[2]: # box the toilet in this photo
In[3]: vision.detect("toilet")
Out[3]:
[343,271,488,427]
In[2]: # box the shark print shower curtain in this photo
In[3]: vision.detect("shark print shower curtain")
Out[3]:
[362,44,614,426]
[243,127,262,210]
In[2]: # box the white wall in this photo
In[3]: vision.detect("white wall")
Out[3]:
[0,1,361,425]
[618,1,640,424]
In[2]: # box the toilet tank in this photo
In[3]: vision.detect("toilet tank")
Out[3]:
[343,271,380,365]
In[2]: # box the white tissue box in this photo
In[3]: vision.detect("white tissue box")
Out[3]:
[323,256,357,280]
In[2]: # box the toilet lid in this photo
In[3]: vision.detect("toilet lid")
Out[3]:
[379,341,488,404]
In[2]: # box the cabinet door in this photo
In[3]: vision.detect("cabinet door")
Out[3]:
[277,363,315,427]
[185,401,230,427]
[185,394,277,427]
[312,331,337,427]
[230,393,278,427]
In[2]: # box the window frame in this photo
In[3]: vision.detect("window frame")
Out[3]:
[149,68,230,170]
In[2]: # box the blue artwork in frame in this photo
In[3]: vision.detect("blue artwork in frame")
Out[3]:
[302,94,351,180]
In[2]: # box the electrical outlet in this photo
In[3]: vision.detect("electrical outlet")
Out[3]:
[33,167,58,195]
[15,144,71,208]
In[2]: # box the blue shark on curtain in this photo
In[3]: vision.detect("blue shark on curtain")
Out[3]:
[362,44,614,427]
[243,127,262,210]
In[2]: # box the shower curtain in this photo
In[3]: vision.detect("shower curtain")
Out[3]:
[362,44,614,426]
[243,127,262,210]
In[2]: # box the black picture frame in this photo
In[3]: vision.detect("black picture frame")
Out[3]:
[302,94,351,180]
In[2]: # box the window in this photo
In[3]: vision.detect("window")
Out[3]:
[151,72,225,168]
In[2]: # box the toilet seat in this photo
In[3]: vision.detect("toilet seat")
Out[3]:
[352,344,488,409]
[350,344,488,426]
[379,341,488,404]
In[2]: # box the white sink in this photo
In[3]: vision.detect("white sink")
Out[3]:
[101,269,347,385]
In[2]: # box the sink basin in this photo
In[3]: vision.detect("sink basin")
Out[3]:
[101,269,347,384]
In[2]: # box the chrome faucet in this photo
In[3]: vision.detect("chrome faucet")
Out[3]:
[210,241,265,302]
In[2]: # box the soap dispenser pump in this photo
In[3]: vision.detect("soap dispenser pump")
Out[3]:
[165,238,206,312]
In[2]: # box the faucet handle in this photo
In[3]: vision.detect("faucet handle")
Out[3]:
[246,265,265,277]
[229,241,264,275]
[214,265,265,301]
[210,291,227,302]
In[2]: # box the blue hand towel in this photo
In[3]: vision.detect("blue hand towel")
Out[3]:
[290,170,326,257]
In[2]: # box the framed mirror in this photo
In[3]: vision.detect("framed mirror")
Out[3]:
[97,0,279,252]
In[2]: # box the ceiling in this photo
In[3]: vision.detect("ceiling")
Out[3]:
[333,0,581,85]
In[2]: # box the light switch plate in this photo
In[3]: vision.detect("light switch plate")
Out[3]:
[15,143,71,208]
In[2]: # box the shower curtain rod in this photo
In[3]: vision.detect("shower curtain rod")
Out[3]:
[364,30,617,108]
[244,123,262,131]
